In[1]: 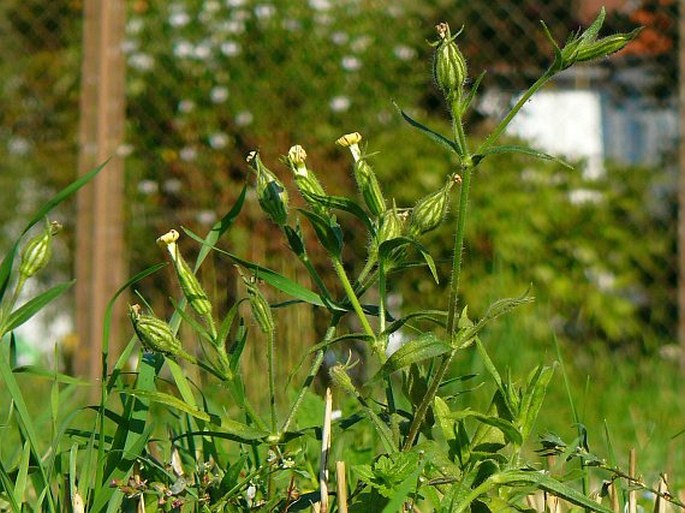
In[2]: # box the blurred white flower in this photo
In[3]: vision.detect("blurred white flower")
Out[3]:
[226,0,246,6]
[330,31,349,45]
[178,99,195,113]
[116,143,134,157]
[169,11,190,27]
[393,45,416,61]
[219,20,245,34]
[220,41,241,57]
[255,4,276,19]
[8,137,31,156]
[235,111,254,126]
[329,96,351,112]
[341,55,361,72]
[196,209,217,225]
[314,13,333,26]
[210,86,229,103]
[203,1,221,14]
[126,17,144,35]
[193,42,212,60]
[121,40,138,54]
[282,18,301,31]
[180,146,198,162]
[174,40,194,58]
[162,178,183,193]
[209,132,229,149]
[351,35,372,53]
[137,179,159,195]
[129,53,155,71]
[309,0,331,10]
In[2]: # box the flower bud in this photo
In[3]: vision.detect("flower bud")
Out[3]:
[157,230,213,319]
[129,304,196,362]
[575,30,641,63]
[246,151,289,226]
[284,145,329,214]
[329,364,358,398]
[337,132,386,217]
[432,22,467,99]
[408,178,455,237]
[377,201,404,245]
[19,220,62,279]
[239,270,275,334]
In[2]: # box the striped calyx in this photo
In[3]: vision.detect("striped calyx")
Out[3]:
[285,144,329,214]
[157,229,213,318]
[432,22,467,100]
[336,132,386,217]
[19,220,62,279]
[129,304,195,362]
[408,177,456,237]
[240,271,274,334]
[247,150,289,226]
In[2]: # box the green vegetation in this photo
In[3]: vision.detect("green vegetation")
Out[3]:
[1,7,683,513]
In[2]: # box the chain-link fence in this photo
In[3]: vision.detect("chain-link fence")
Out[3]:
[1,0,679,374]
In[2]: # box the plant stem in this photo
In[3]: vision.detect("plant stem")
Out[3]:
[266,328,277,431]
[332,257,375,342]
[479,68,555,153]
[403,98,475,450]
[280,326,335,434]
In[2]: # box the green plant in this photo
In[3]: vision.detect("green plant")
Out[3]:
[3,9,683,513]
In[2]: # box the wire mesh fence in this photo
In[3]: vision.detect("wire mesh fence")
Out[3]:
[0,0,679,370]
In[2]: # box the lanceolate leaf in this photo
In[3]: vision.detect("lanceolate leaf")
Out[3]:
[184,241,329,308]
[494,470,614,513]
[122,389,216,423]
[301,191,374,233]
[177,420,269,443]
[376,332,452,377]
[381,309,447,337]
[379,237,439,283]
[0,161,107,303]
[1,281,73,336]
[474,144,573,169]
[518,364,555,440]
[299,209,344,258]
[393,102,461,157]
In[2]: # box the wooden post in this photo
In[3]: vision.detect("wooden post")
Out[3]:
[75,0,126,381]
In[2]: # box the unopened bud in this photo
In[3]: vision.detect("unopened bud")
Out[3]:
[575,30,641,63]
[129,304,196,362]
[329,364,358,398]
[432,22,467,99]
[239,270,275,334]
[157,230,213,318]
[247,151,289,226]
[19,220,62,279]
[377,201,404,244]
[408,178,455,237]
[337,132,386,216]
[284,145,329,214]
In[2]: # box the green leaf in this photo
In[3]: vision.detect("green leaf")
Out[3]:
[182,235,329,309]
[1,280,74,335]
[460,71,486,115]
[494,470,614,513]
[0,346,53,510]
[177,419,269,443]
[14,441,30,506]
[299,209,344,258]
[0,460,21,512]
[474,144,573,169]
[379,236,439,283]
[434,396,457,445]
[11,365,87,385]
[122,389,215,423]
[518,365,555,440]
[393,102,461,157]
[301,191,374,233]
[0,161,107,303]
[381,309,447,337]
[376,332,452,377]
[194,184,247,271]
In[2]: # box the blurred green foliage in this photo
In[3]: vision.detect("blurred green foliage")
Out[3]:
[0,0,676,354]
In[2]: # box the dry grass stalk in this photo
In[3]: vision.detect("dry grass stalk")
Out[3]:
[629,448,637,513]
[317,387,333,513]
[336,460,348,513]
